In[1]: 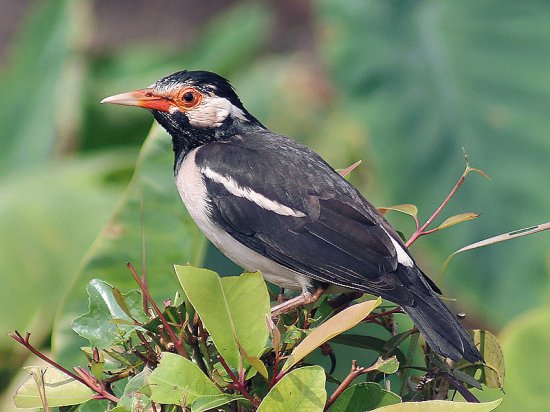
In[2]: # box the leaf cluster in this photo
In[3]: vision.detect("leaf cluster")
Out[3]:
[14,265,503,411]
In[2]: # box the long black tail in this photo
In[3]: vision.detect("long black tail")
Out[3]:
[400,269,483,363]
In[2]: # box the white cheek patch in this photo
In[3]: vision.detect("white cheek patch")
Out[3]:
[382,227,414,267]
[186,96,248,128]
[202,167,306,218]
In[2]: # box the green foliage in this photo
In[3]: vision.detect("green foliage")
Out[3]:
[14,367,94,408]
[149,353,221,406]
[282,299,381,372]
[330,383,401,412]
[3,0,550,409]
[0,152,134,352]
[475,303,550,411]
[374,399,502,412]
[456,330,505,390]
[176,266,270,368]
[256,366,326,412]
[72,279,149,348]
[14,267,503,411]
[52,125,208,367]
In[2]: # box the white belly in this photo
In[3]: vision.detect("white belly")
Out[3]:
[175,148,311,291]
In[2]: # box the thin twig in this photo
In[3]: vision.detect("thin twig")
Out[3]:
[324,360,376,411]
[406,169,468,247]
[127,262,189,358]
[8,335,120,403]
[10,332,86,385]
[217,355,259,407]
[139,196,149,314]
[190,314,209,375]
[136,330,159,365]
[365,307,403,321]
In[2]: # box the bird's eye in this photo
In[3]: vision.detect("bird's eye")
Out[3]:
[176,88,202,110]
[183,92,194,103]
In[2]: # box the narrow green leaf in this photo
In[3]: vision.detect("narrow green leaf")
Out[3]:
[378,204,418,218]
[436,213,480,231]
[238,344,269,379]
[372,399,502,411]
[439,221,550,282]
[330,334,407,363]
[257,366,326,412]
[175,266,270,367]
[71,279,148,348]
[330,382,401,412]
[149,352,220,406]
[14,367,94,408]
[112,287,136,320]
[191,394,245,412]
[282,298,381,372]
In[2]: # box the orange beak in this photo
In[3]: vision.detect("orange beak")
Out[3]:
[100,88,175,112]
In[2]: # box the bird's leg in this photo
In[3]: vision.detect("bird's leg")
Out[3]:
[277,287,286,304]
[271,288,325,317]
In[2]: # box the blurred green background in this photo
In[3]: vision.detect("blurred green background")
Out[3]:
[0,0,549,410]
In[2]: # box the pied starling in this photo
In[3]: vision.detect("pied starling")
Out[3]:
[101,70,482,363]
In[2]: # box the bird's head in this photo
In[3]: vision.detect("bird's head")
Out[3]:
[101,70,262,155]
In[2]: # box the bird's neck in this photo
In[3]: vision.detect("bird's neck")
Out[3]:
[152,110,264,173]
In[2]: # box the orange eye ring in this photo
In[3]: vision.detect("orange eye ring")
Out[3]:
[177,87,202,110]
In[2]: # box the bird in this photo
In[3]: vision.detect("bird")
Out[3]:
[101,70,482,363]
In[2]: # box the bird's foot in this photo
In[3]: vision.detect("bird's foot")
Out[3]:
[270,288,325,317]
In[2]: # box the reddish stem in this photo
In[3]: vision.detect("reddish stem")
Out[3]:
[324,360,375,411]
[217,355,259,407]
[406,169,468,248]
[269,352,282,388]
[9,331,119,403]
[365,307,403,321]
[127,262,189,359]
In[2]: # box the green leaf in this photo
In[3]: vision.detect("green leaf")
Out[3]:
[149,352,220,406]
[330,383,401,412]
[118,367,152,410]
[436,213,480,231]
[257,366,326,412]
[371,356,399,375]
[175,266,270,368]
[330,334,407,363]
[456,330,504,389]
[191,394,245,412]
[14,367,94,408]
[439,221,550,283]
[282,298,381,372]
[53,125,208,367]
[238,344,269,379]
[72,279,148,348]
[378,204,418,218]
[372,399,502,411]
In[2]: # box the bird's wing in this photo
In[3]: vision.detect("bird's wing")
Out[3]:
[195,133,418,302]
